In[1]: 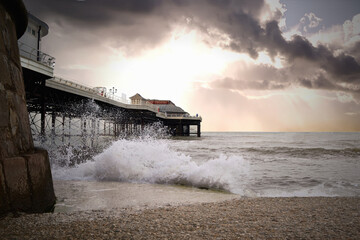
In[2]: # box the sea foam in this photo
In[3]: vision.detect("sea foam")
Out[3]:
[52,137,250,194]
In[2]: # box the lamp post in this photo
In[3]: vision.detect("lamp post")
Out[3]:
[109,87,117,99]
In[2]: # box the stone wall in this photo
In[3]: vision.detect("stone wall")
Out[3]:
[0,1,33,159]
[0,0,55,214]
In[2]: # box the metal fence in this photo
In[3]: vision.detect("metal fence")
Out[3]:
[18,41,56,68]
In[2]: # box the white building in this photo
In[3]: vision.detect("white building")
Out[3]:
[18,12,55,77]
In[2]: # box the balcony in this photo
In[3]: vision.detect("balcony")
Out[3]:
[18,41,55,77]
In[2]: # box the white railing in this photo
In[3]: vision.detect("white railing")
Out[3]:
[51,77,130,105]
[52,77,96,93]
[18,41,55,68]
[161,113,202,120]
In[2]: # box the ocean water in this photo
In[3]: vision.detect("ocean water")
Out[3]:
[52,131,360,203]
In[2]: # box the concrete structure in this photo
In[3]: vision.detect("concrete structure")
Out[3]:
[0,0,55,214]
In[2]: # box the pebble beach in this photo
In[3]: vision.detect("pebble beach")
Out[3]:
[1,197,359,239]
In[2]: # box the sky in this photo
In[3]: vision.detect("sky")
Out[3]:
[23,0,360,132]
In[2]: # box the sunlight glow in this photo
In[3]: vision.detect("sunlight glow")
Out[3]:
[104,29,243,103]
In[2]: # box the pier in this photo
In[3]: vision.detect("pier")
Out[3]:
[25,76,202,140]
[18,12,202,153]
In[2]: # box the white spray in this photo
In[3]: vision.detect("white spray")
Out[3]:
[52,136,250,194]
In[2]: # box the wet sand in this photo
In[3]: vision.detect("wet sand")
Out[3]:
[53,180,241,212]
[1,197,359,239]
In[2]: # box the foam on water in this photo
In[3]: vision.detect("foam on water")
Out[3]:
[52,137,250,194]
[51,132,360,197]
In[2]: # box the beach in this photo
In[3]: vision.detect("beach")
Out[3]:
[1,197,359,239]
[2,132,358,239]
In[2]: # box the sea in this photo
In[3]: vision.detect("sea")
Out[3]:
[51,132,360,212]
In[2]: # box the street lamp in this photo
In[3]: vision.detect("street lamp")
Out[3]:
[109,87,117,99]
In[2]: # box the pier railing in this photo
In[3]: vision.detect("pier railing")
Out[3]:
[18,41,55,68]
[156,112,202,120]
[50,77,130,105]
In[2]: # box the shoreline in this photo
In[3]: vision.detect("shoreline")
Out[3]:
[52,180,241,212]
[1,197,359,239]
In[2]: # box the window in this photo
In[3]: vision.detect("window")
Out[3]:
[31,29,36,36]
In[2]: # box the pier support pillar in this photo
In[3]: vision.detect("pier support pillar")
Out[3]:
[40,85,45,137]
[178,122,183,136]
[61,115,65,143]
[197,123,201,137]
[51,111,55,144]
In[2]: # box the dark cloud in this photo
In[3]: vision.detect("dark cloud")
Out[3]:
[281,35,360,85]
[184,2,360,94]
[23,0,266,31]
[211,58,359,101]
[23,0,177,54]
[24,0,164,25]
[210,17,360,96]
[23,0,360,96]
[247,20,360,86]
[298,74,345,91]
[23,0,267,54]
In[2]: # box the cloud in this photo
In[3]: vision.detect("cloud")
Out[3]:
[263,21,360,83]
[23,0,269,54]
[344,13,360,42]
[24,0,360,99]
[24,0,180,55]
[209,18,360,100]
[299,12,322,32]
[186,87,360,131]
[25,0,164,24]
[212,62,360,103]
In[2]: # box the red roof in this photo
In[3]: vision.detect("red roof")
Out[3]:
[147,100,171,105]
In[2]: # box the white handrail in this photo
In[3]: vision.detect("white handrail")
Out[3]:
[18,41,55,68]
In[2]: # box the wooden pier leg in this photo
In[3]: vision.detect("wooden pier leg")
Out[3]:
[40,80,46,138]
[82,117,87,145]
[178,121,183,136]
[68,117,71,143]
[96,119,100,143]
[197,123,201,137]
[91,119,95,148]
[62,115,65,143]
[51,111,56,144]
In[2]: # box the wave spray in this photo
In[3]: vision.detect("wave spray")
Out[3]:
[52,136,249,194]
